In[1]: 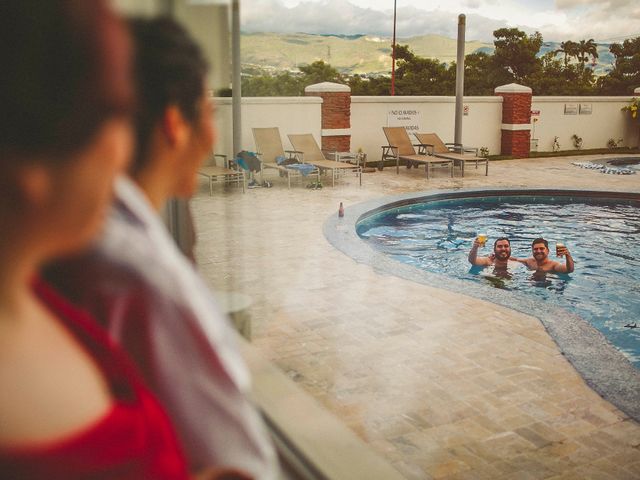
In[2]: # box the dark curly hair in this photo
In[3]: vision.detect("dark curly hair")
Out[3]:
[0,0,134,160]
[532,237,549,248]
[493,237,510,248]
[128,17,209,175]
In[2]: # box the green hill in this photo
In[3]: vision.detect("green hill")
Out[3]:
[241,32,492,75]
[241,33,616,77]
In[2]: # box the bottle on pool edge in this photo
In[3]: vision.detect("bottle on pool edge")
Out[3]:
[338,202,344,217]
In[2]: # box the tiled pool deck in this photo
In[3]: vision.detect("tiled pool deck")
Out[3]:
[193,154,640,479]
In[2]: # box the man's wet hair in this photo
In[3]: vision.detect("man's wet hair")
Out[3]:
[128,16,209,175]
[493,237,510,248]
[532,237,548,248]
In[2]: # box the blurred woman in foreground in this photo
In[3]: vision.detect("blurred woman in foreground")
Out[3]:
[0,1,190,478]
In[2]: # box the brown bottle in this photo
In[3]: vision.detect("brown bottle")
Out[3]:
[338,202,344,217]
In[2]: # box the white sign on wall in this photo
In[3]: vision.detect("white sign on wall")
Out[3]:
[387,109,422,132]
[579,103,592,115]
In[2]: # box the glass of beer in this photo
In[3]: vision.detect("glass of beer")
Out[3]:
[556,242,565,257]
[477,233,487,247]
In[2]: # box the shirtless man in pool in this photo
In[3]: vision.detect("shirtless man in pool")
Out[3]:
[468,236,514,270]
[514,237,575,273]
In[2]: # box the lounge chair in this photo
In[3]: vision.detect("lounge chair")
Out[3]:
[287,134,362,187]
[381,127,453,178]
[414,133,488,177]
[198,153,245,195]
[252,127,319,188]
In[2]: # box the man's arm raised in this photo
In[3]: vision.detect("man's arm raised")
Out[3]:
[553,246,574,273]
[468,239,492,266]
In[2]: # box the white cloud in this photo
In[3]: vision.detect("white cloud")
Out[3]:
[241,0,640,42]
[545,0,640,41]
[242,0,509,41]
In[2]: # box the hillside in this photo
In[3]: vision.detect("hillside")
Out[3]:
[241,32,491,75]
[241,32,615,76]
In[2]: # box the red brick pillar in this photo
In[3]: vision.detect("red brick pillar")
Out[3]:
[495,83,532,158]
[305,82,351,152]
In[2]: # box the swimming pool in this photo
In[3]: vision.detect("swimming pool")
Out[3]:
[356,194,640,368]
[324,188,640,421]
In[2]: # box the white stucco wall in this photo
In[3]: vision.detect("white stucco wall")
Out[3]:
[351,96,503,160]
[214,97,322,158]
[213,94,639,160]
[530,97,638,151]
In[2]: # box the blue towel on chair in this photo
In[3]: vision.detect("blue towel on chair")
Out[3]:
[285,163,316,176]
[235,151,261,172]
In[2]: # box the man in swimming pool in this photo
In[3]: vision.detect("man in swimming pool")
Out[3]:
[468,236,513,269]
[515,237,574,273]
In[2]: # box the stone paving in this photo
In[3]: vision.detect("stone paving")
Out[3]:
[192,154,640,479]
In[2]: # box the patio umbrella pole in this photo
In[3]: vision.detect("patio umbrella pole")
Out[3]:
[454,14,465,147]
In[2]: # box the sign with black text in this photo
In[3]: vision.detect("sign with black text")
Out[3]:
[387,109,422,132]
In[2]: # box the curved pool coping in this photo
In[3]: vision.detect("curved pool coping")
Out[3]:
[324,188,640,422]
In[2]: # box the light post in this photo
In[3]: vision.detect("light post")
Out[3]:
[391,0,397,95]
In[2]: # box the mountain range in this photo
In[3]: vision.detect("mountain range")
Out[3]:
[241,32,615,76]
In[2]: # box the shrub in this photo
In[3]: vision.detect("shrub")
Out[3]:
[622,97,639,120]
[571,134,583,149]
[607,138,624,149]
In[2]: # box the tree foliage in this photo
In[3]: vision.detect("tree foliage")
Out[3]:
[576,39,598,65]
[298,60,343,85]
[240,31,640,97]
[241,60,344,96]
[463,51,511,95]
[492,28,543,82]
[393,44,455,95]
[528,52,596,95]
[555,41,578,65]
[598,37,640,95]
[242,71,302,96]
[348,75,390,95]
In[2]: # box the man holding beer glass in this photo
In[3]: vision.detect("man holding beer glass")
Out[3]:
[468,235,513,270]
[514,237,575,273]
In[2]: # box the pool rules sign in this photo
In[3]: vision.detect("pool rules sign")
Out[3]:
[387,109,422,132]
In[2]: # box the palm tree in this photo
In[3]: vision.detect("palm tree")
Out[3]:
[577,39,599,65]
[556,40,578,65]
[585,38,599,65]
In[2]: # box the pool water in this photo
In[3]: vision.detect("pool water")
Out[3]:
[607,157,640,169]
[357,195,640,368]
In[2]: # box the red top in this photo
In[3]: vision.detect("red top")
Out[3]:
[0,280,190,480]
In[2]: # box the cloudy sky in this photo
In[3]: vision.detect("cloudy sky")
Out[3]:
[241,0,640,43]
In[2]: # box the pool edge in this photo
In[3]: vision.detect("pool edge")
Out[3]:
[324,188,640,423]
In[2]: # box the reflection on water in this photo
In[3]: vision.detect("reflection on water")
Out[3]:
[358,196,640,368]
